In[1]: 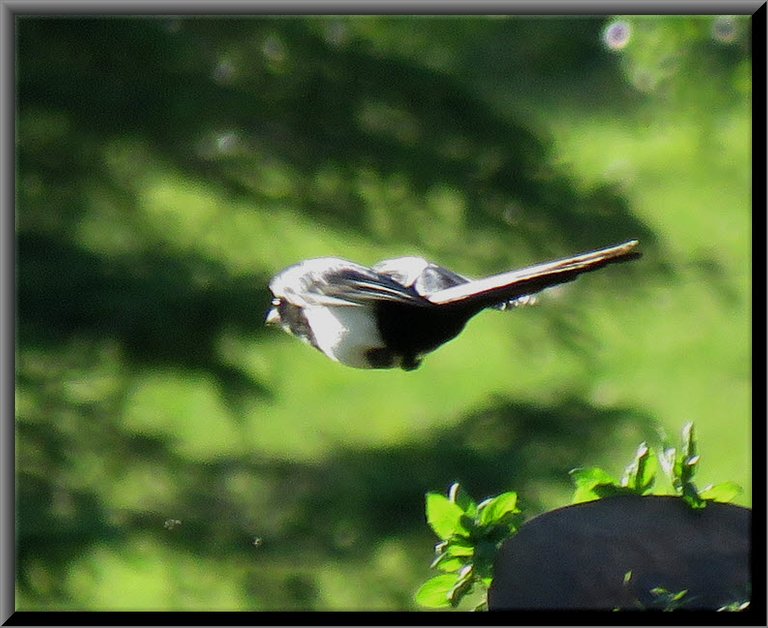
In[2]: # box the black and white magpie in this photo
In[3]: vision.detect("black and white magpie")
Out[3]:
[266,240,640,371]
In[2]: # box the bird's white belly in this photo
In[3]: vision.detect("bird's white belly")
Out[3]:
[303,305,385,369]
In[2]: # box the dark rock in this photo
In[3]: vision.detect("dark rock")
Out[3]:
[488,495,750,610]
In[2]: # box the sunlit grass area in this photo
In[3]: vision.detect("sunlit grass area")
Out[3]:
[547,96,751,502]
[16,15,751,611]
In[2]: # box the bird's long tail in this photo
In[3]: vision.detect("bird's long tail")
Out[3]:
[427,240,641,308]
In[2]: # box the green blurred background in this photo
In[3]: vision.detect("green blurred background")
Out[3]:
[16,15,751,611]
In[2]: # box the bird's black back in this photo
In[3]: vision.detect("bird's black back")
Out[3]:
[374,300,478,370]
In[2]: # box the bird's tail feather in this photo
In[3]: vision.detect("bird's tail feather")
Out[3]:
[427,240,640,308]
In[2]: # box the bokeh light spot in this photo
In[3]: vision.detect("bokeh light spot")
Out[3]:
[603,20,631,51]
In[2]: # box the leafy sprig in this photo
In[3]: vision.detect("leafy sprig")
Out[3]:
[414,483,520,609]
[570,422,742,508]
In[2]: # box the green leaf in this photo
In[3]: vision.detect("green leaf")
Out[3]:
[678,422,699,485]
[658,445,677,482]
[571,466,618,488]
[414,574,457,608]
[650,586,690,610]
[448,564,475,607]
[448,482,479,517]
[681,422,697,459]
[681,482,706,509]
[430,543,469,570]
[699,481,743,503]
[449,579,473,607]
[570,467,619,503]
[621,442,657,493]
[592,483,636,499]
[429,538,475,570]
[443,539,474,557]
[431,554,466,573]
[426,492,470,540]
[477,492,519,527]
[666,423,706,507]
[718,600,750,612]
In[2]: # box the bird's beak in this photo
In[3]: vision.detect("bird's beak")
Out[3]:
[265,307,281,326]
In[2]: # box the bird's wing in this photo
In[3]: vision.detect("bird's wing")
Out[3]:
[271,258,430,308]
[426,240,641,308]
[373,256,470,295]
[317,267,432,306]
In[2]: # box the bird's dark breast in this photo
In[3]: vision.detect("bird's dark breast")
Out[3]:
[374,301,472,369]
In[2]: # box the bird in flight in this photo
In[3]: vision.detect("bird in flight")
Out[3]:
[266,240,640,371]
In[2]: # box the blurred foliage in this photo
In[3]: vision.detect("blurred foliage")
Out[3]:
[15,15,751,611]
